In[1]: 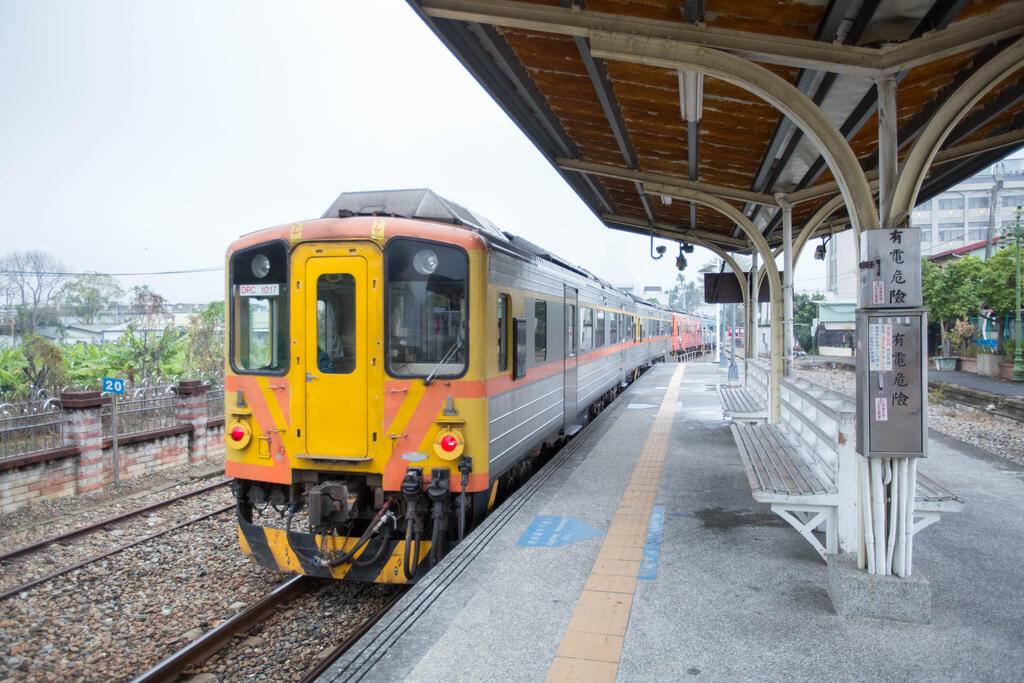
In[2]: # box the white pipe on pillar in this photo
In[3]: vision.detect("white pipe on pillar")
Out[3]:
[776,193,795,374]
[871,458,887,575]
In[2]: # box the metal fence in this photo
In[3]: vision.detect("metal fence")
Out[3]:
[0,400,64,459]
[101,385,179,439]
[0,379,227,462]
[206,385,225,420]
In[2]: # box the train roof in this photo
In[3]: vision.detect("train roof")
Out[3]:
[322,188,508,242]
[322,188,611,287]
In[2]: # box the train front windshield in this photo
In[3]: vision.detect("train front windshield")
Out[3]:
[229,241,289,375]
[385,238,468,378]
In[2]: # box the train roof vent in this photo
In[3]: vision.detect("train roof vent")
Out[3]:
[322,188,508,241]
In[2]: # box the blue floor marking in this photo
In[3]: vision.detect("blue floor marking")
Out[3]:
[516,516,605,547]
[638,506,666,580]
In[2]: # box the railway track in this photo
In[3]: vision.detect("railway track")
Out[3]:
[0,479,230,564]
[130,578,407,683]
[0,502,235,602]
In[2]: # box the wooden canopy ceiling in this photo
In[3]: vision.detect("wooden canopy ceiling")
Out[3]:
[407,0,1024,253]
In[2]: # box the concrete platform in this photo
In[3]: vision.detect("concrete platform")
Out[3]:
[321,363,1024,682]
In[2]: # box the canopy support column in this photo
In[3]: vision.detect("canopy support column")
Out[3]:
[776,194,795,374]
[747,250,757,368]
[877,73,899,229]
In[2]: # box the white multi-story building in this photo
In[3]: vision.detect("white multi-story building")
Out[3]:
[818,150,1023,302]
[910,153,1024,257]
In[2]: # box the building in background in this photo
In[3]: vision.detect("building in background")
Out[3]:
[911,154,1024,257]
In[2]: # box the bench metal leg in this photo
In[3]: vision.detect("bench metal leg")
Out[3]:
[912,510,941,535]
[770,504,836,561]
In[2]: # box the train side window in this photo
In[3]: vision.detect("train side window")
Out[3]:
[595,309,605,348]
[498,294,509,372]
[567,303,576,356]
[315,274,356,374]
[609,312,618,345]
[581,307,593,350]
[534,300,547,362]
[513,318,527,379]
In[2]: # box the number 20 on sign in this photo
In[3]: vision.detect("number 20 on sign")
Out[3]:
[103,378,125,395]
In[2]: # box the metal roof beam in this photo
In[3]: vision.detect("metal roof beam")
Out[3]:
[931,128,1024,165]
[420,0,1024,77]
[859,41,1012,172]
[785,131,1024,205]
[455,20,616,214]
[878,6,1024,73]
[891,37,1024,222]
[602,214,747,250]
[564,9,657,224]
[557,158,778,207]
[422,0,879,75]
[741,0,867,232]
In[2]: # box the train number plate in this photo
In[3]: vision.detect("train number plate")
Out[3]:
[239,284,280,297]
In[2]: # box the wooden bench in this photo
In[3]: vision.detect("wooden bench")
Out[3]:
[729,374,963,560]
[732,423,838,558]
[717,385,768,423]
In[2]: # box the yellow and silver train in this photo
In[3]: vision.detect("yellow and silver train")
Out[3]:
[225,189,712,582]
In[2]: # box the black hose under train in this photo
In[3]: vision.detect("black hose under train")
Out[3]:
[285,503,383,569]
[402,516,421,580]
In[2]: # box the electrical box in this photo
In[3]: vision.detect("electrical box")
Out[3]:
[859,228,921,308]
[855,308,928,458]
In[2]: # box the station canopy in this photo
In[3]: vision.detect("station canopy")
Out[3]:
[407,0,1024,254]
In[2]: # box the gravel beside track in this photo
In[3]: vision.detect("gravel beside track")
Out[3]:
[0,486,235,594]
[179,581,401,682]
[0,457,225,543]
[0,510,289,681]
[795,367,1024,465]
[0,461,406,683]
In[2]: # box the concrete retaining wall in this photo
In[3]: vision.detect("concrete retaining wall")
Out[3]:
[0,384,225,514]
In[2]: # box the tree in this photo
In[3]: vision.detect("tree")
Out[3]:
[21,334,67,401]
[667,272,706,312]
[922,255,985,344]
[977,245,1018,350]
[793,292,824,352]
[56,273,123,324]
[117,286,176,382]
[0,251,67,334]
[184,301,224,379]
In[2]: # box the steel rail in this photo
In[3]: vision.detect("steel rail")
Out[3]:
[0,479,230,563]
[129,575,317,683]
[299,586,410,683]
[0,504,234,602]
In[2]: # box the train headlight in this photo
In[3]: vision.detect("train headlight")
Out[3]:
[412,248,439,275]
[227,420,252,449]
[433,428,464,460]
[251,253,271,278]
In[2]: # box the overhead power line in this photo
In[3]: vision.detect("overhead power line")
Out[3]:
[0,267,223,277]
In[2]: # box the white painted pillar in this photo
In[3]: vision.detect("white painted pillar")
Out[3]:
[877,73,899,228]
[748,251,757,363]
[776,193,794,374]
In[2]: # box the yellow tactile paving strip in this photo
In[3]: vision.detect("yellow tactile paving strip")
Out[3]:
[547,364,685,682]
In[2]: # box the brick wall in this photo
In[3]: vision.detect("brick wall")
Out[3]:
[0,385,226,514]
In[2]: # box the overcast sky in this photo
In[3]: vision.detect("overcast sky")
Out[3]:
[0,0,941,307]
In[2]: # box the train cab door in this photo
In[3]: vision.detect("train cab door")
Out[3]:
[304,255,368,459]
[563,285,581,436]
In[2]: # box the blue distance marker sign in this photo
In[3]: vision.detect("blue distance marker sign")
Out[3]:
[516,516,604,547]
[638,506,666,581]
[102,378,125,395]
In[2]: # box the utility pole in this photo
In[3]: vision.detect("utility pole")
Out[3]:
[1013,206,1023,383]
[985,175,1003,260]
